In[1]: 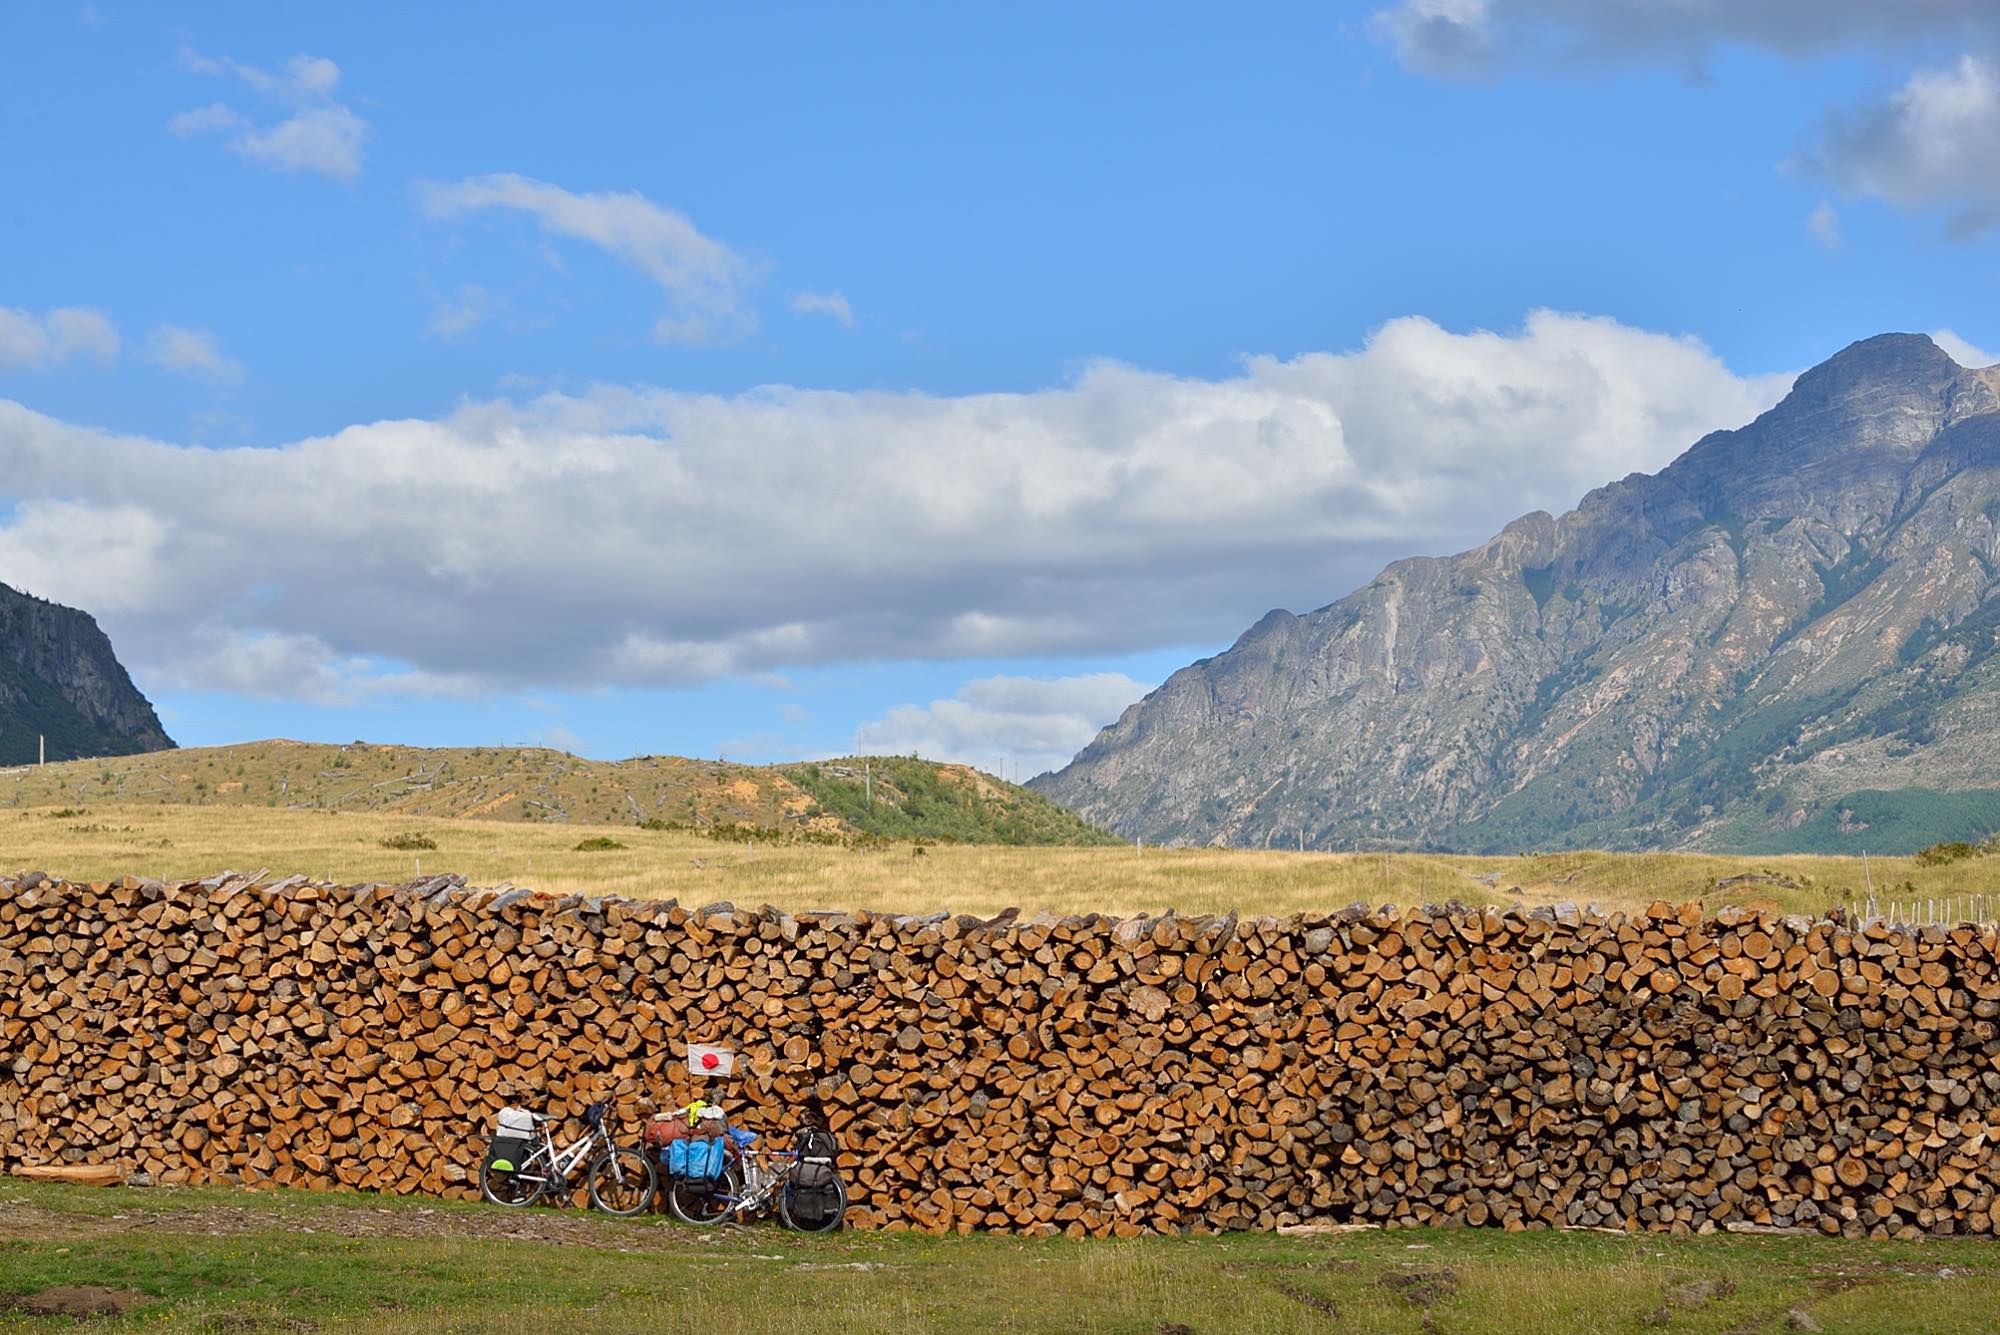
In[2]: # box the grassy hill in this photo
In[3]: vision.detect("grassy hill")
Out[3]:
[779,756,1118,846]
[0,739,1120,847]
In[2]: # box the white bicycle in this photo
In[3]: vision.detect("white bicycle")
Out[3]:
[479,1102,656,1215]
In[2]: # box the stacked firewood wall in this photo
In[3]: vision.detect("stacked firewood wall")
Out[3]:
[4,872,1999,1238]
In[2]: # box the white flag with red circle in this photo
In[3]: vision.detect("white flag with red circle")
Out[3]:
[687,1043,737,1077]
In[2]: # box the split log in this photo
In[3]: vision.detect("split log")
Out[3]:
[12,1164,125,1186]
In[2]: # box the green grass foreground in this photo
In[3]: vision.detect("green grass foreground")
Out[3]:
[2,1182,1998,1332]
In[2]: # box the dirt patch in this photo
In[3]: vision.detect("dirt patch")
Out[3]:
[1272,1279,1340,1317]
[1808,1270,1892,1295]
[1645,1274,1737,1324]
[458,789,519,818]
[6,1285,145,1318]
[1379,1267,1459,1307]
[0,1191,727,1254]
[1667,1276,1736,1307]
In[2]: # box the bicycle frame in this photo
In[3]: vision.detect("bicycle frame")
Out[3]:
[725,1146,798,1215]
[519,1121,608,1190]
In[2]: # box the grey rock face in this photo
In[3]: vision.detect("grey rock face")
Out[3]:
[1036,335,2000,853]
[0,581,174,764]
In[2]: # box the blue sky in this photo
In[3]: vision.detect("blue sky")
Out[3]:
[3,2,1999,775]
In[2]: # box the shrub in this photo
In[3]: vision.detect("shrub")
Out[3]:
[574,836,626,852]
[380,833,437,851]
[1916,840,1983,866]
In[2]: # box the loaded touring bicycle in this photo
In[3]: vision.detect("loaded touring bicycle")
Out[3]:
[480,1101,656,1214]
[648,1102,847,1232]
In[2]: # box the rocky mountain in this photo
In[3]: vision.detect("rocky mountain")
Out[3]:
[0,582,174,765]
[1036,334,2000,855]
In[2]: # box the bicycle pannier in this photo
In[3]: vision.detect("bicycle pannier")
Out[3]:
[787,1127,842,1228]
[667,1136,726,1184]
[487,1107,537,1174]
[644,1116,689,1148]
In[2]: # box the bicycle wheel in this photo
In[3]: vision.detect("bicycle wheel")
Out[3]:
[480,1153,548,1207]
[587,1145,658,1216]
[778,1175,848,1234]
[666,1162,740,1225]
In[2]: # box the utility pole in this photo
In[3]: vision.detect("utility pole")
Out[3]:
[864,761,873,808]
[38,735,44,767]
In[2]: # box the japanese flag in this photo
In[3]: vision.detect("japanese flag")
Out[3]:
[687,1043,737,1077]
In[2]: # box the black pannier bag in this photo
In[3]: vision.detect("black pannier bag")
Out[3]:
[787,1126,842,1228]
[486,1107,537,1176]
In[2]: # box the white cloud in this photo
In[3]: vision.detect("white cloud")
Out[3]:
[1372,1,1999,78]
[1807,201,1841,251]
[426,284,500,341]
[167,102,243,137]
[1808,55,2000,237]
[853,673,1152,778]
[172,49,368,181]
[0,306,120,371]
[1932,328,1998,368]
[790,290,855,328]
[419,174,758,344]
[0,499,170,612]
[233,104,368,180]
[146,630,350,703]
[140,631,485,706]
[144,325,243,383]
[0,312,44,369]
[0,310,1792,701]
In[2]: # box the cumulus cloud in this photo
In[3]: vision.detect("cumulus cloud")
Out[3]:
[0,499,171,613]
[853,673,1152,779]
[0,306,120,371]
[0,310,1791,700]
[1806,201,1841,251]
[790,290,855,328]
[172,49,368,181]
[1807,55,2000,237]
[138,631,484,706]
[1932,328,1998,368]
[1372,0,1999,78]
[144,326,243,383]
[419,174,758,344]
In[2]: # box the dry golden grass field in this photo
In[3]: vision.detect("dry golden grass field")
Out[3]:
[3,796,1997,919]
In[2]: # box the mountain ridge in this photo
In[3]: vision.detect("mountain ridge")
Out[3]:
[1036,333,2000,855]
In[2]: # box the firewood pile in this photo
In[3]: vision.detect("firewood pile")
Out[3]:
[4,871,1999,1238]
